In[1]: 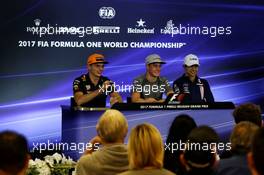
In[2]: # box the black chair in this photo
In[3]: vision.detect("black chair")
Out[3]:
[126,97,132,103]
[70,97,77,107]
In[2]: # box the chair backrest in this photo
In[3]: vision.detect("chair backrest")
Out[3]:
[127,97,132,103]
[70,97,77,107]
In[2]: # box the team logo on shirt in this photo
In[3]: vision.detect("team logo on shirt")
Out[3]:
[86,85,91,90]
[173,84,180,93]
[196,79,203,86]
[81,75,86,81]
[74,85,79,90]
[183,83,190,93]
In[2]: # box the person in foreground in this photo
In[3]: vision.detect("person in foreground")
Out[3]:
[164,114,197,174]
[217,121,259,175]
[0,130,29,175]
[118,123,175,175]
[220,103,262,159]
[247,127,264,175]
[76,109,129,175]
[131,54,173,103]
[73,53,122,107]
[232,103,262,127]
[173,54,214,103]
[179,126,219,175]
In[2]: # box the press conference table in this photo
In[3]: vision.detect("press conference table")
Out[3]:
[61,102,235,160]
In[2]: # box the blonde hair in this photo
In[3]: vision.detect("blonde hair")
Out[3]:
[97,109,128,143]
[128,123,164,169]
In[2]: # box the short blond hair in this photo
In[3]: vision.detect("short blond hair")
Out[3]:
[97,109,128,143]
[128,123,164,169]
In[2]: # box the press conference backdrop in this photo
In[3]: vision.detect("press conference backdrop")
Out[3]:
[0,0,264,145]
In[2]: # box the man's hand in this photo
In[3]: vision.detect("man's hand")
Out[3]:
[83,136,102,155]
[144,98,159,103]
[110,92,123,105]
[110,96,119,105]
[157,99,165,103]
[98,80,111,94]
[89,135,102,145]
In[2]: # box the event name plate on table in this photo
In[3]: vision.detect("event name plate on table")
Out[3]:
[111,102,234,110]
[140,104,210,109]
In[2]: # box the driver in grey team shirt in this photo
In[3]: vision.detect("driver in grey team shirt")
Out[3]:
[131,54,174,103]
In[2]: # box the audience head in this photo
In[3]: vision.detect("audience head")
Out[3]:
[248,127,264,175]
[128,123,164,169]
[233,103,262,127]
[230,121,259,154]
[180,126,219,174]
[164,114,197,174]
[0,130,29,175]
[96,109,128,143]
[166,114,197,144]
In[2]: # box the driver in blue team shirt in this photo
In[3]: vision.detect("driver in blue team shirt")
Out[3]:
[173,54,214,103]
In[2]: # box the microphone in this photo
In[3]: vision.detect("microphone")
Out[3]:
[177,93,186,102]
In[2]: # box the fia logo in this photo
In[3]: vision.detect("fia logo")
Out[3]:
[99,7,115,19]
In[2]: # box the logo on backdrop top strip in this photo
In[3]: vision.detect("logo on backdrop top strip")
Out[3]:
[98,7,116,19]
[127,19,155,34]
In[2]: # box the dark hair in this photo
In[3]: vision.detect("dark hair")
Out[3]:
[233,103,262,127]
[183,126,219,175]
[0,130,29,174]
[252,127,264,175]
[164,114,197,174]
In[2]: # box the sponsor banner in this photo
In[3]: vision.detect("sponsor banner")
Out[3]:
[127,19,155,34]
